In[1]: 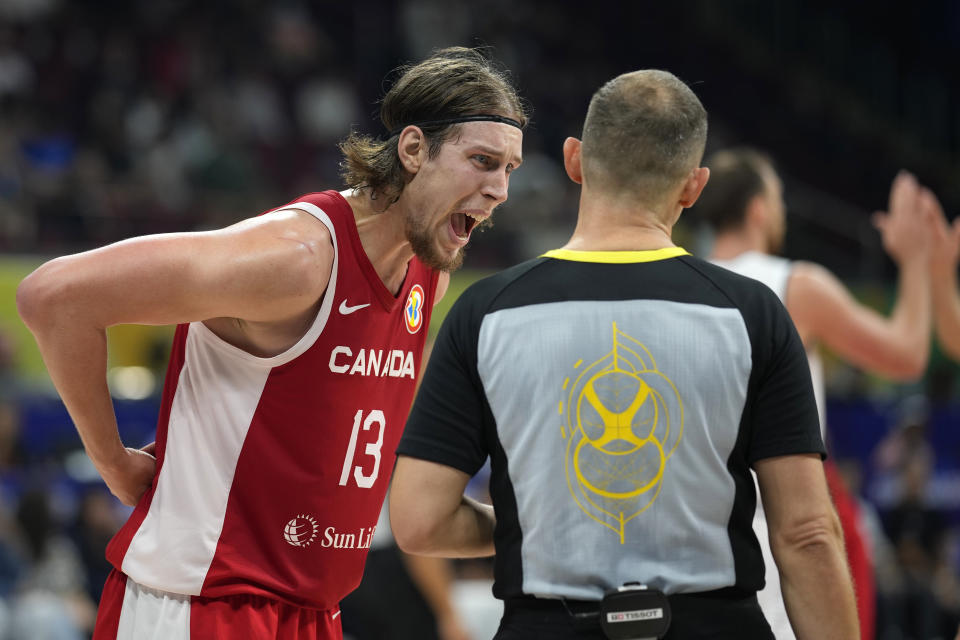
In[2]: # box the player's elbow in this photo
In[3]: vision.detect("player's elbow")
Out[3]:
[884,347,929,381]
[16,261,66,334]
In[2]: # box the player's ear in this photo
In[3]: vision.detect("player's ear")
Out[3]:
[398,126,427,174]
[563,137,583,185]
[679,167,709,208]
[744,189,769,228]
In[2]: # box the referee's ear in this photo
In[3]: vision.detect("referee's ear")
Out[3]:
[563,137,583,185]
[679,167,710,208]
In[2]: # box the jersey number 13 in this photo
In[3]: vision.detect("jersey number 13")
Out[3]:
[338,409,385,489]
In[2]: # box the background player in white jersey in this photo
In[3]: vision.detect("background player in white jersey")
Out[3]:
[698,148,933,640]
[15,47,525,640]
[390,70,857,639]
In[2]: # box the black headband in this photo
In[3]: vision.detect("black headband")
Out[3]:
[388,114,523,138]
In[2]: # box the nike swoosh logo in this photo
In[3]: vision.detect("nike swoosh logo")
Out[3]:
[339,300,371,315]
[332,610,341,620]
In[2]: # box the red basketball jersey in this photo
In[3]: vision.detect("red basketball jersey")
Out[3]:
[105,191,439,610]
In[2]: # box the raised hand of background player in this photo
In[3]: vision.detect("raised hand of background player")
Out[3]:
[97,443,157,506]
[872,170,931,264]
[924,187,960,276]
[921,184,960,362]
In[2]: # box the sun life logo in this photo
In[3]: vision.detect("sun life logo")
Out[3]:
[404,284,425,334]
[283,514,319,548]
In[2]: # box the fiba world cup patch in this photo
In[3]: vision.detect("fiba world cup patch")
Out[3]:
[404,284,425,334]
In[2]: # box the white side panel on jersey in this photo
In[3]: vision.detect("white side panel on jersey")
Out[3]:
[121,202,339,594]
[115,578,191,640]
[120,330,273,593]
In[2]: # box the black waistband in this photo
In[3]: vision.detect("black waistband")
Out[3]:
[500,589,771,639]
[506,586,754,612]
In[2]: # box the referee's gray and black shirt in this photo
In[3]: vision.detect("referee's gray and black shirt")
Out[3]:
[397,247,824,601]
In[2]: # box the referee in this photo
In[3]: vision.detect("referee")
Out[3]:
[389,69,858,640]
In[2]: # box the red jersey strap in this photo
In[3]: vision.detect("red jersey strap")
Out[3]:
[288,192,395,311]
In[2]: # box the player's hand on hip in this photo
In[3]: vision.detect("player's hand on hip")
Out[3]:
[99,446,157,506]
[873,170,930,264]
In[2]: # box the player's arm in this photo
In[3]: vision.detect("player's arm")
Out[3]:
[788,170,932,380]
[925,188,960,361]
[786,259,930,379]
[755,454,859,640]
[389,456,495,558]
[400,553,472,640]
[16,210,333,505]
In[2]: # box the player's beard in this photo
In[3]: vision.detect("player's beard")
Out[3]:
[405,213,466,272]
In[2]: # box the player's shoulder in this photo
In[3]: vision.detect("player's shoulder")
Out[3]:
[246,206,335,250]
[787,259,839,289]
[262,190,346,231]
[258,191,348,232]
[219,197,337,293]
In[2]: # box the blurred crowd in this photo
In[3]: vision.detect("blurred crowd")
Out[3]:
[851,397,960,640]
[0,327,122,639]
[0,0,958,639]
[0,0,584,265]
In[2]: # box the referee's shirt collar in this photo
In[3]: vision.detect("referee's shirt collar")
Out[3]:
[541,247,690,263]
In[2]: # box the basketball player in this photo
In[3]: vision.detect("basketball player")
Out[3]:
[927,186,960,362]
[698,148,933,640]
[16,47,525,640]
[389,70,857,639]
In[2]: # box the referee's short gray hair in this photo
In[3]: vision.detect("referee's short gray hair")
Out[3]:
[581,70,707,207]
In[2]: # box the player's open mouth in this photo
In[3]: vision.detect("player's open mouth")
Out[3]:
[451,211,483,240]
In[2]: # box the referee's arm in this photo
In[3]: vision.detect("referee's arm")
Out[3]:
[389,456,495,558]
[755,453,859,640]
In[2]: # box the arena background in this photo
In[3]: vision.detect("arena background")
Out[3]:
[0,0,957,638]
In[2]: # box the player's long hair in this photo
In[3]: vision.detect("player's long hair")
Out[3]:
[339,47,527,204]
